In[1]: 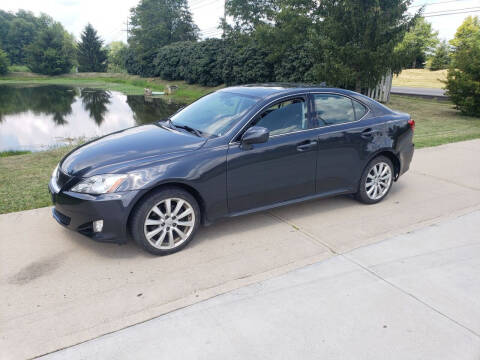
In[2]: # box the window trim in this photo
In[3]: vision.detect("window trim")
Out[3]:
[309,92,371,129]
[229,93,311,144]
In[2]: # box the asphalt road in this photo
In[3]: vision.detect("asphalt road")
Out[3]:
[1,140,480,359]
[391,86,447,98]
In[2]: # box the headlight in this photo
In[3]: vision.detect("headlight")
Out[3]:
[71,174,128,194]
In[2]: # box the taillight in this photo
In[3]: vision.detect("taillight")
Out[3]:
[408,119,415,131]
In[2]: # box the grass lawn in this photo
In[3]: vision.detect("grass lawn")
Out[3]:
[0,72,219,103]
[0,146,74,214]
[1,92,479,214]
[392,69,447,89]
[389,95,480,148]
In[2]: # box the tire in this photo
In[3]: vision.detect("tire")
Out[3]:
[130,187,200,255]
[355,156,394,204]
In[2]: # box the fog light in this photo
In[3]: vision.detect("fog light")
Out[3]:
[93,220,104,233]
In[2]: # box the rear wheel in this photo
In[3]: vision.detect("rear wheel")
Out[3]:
[355,156,394,204]
[130,187,200,255]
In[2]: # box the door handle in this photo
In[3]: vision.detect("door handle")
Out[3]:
[296,140,318,152]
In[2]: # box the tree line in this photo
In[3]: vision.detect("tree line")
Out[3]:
[0,10,110,75]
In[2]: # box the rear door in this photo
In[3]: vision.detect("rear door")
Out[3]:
[226,96,318,214]
[312,93,381,194]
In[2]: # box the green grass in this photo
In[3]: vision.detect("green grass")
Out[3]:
[8,65,30,72]
[0,72,219,102]
[389,95,480,148]
[0,146,74,214]
[392,69,447,89]
[1,93,479,215]
[0,150,31,157]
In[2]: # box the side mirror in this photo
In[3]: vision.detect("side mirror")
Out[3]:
[241,126,269,147]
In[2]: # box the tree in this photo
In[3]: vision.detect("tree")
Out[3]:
[395,17,439,68]
[225,0,280,31]
[429,40,450,70]
[0,10,52,65]
[77,24,108,72]
[107,41,129,73]
[445,16,480,116]
[25,22,76,75]
[128,0,199,76]
[0,48,10,75]
[317,0,418,91]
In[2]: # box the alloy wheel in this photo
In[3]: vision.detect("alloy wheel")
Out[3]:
[365,162,392,200]
[144,198,196,250]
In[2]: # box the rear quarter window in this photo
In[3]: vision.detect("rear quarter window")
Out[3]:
[353,100,368,120]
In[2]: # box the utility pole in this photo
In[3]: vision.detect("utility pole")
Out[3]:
[121,17,130,41]
[223,0,227,37]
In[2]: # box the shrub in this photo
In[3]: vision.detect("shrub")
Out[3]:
[222,36,273,85]
[446,16,480,116]
[185,39,225,86]
[273,42,316,83]
[153,41,197,80]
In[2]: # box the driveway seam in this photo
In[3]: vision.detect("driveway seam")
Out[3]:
[267,212,338,254]
[342,252,480,339]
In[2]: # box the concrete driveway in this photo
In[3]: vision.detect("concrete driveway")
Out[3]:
[40,210,480,360]
[1,139,480,359]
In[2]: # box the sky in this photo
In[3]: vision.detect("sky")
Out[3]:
[0,0,478,44]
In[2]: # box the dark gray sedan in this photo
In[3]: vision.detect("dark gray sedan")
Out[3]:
[49,84,415,255]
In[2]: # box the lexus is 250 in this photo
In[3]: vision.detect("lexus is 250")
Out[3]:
[49,84,414,255]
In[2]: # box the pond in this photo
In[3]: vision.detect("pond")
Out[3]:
[0,85,185,152]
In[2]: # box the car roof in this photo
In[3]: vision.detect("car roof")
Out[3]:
[217,83,392,116]
[218,83,359,99]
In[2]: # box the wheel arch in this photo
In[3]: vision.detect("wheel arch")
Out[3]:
[366,149,401,180]
[127,181,207,234]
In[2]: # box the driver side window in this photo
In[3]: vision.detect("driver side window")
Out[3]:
[254,98,307,136]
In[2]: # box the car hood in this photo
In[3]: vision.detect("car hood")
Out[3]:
[61,124,206,177]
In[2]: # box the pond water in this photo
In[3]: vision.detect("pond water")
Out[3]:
[0,85,184,152]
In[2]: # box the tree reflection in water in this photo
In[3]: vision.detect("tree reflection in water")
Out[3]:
[0,85,76,125]
[80,89,112,125]
[0,84,187,152]
[127,95,183,125]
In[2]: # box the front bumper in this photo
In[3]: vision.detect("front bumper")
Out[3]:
[49,179,142,244]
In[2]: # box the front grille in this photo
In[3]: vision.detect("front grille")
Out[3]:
[53,208,71,226]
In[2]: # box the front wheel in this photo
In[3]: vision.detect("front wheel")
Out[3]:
[130,187,200,255]
[355,156,394,204]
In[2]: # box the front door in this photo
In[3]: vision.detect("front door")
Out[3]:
[227,97,318,214]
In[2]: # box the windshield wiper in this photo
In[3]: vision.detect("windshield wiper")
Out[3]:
[173,124,203,137]
[159,117,175,129]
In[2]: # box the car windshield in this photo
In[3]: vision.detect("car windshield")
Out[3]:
[170,91,258,137]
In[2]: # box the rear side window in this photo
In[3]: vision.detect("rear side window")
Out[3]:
[313,94,357,126]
